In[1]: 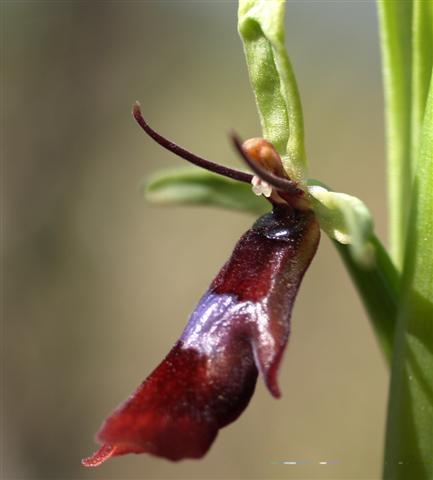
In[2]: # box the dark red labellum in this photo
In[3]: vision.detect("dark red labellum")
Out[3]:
[83,206,319,466]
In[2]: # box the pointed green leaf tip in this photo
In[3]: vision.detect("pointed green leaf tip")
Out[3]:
[238,0,307,181]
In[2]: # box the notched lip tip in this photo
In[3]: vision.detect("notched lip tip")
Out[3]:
[264,361,283,399]
[268,382,282,399]
[81,456,100,468]
[81,457,97,468]
[81,444,117,468]
[271,389,282,399]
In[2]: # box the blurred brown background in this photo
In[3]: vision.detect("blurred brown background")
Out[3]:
[3,1,388,479]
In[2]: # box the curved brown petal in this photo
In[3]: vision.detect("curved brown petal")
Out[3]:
[83,206,320,466]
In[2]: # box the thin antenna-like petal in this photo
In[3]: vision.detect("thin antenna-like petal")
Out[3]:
[133,102,253,183]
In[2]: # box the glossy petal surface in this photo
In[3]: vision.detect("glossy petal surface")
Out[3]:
[83,206,319,465]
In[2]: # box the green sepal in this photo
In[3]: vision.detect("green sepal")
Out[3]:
[238,0,306,180]
[143,167,269,215]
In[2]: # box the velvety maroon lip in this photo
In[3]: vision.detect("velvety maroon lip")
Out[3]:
[83,206,319,466]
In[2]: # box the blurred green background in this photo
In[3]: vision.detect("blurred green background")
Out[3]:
[3,1,389,479]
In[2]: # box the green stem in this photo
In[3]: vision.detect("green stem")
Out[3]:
[384,73,433,480]
[379,2,433,477]
[411,0,433,169]
[377,0,413,269]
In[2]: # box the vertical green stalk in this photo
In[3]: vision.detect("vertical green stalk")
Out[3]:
[384,76,433,480]
[411,0,433,167]
[379,2,433,477]
[377,0,413,269]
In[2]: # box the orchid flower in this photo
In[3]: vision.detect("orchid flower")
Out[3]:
[82,0,433,473]
[82,103,320,466]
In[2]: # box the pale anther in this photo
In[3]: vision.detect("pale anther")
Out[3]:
[251,175,272,197]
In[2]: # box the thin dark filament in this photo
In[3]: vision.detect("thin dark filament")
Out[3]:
[133,102,253,184]
[231,134,302,196]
